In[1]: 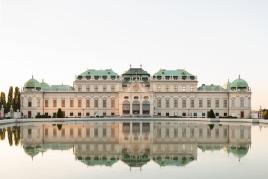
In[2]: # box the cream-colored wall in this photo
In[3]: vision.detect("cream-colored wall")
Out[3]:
[21,79,251,118]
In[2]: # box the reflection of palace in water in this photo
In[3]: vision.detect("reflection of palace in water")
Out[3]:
[20,121,251,167]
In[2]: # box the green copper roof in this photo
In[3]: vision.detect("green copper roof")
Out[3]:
[23,145,47,158]
[122,68,150,76]
[77,69,119,79]
[44,85,73,92]
[121,153,150,167]
[40,80,50,90]
[228,146,249,159]
[153,156,194,167]
[230,77,248,89]
[153,69,195,80]
[198,84,226,92]
[24,77,41,89]
[78,157,119,166]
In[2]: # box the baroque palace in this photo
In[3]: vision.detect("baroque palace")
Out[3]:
[21,67,251,118]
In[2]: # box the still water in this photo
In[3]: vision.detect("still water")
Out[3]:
[0,120,267,179]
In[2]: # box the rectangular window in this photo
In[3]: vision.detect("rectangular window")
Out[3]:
[86,86,90,92]
[61,100,65,108]
[61,129,65,137]
[111,86,115,92]
[207,128,211,137]
[103,128,106,137]
[94,99,98,108]
[103,99,107,108]
[174,99,178,108]
[86,99,90,108]
[157,99,161,108]
[207,99,211,108]
[45,128,48,137]
[94,86,98,92]
[111,128,115,138]
[165,99,170,108]
[86,128,90,137]
[199,99,203,108]
[224,128,228,138]
[53,128,57,137]
[199,128,203,137]
[78,86,82,92]
[78,128,82,137]
[70,100,74,108]
[182,99,187,108]
[78,99,82,108]
[37,98,41,107]
[70,129,73,137]
[215,99,220,108]
[174,128,178,137]
[111,99,115,108]
[53,100,57,108]
[103,86,107,92]
[45,100,49,107]
[28,101,32,107]
[224,100,228,108]
[70,112,73,117]
[28,129,32,136]
[215,128,219,138]
[190,99,195,108]
[94,128,98,137]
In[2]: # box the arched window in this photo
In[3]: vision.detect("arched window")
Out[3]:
[142,101,150,115]
[132,100,140,114]
[122,100,130,115]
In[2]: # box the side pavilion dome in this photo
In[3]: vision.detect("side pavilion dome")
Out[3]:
[24,76,41,90]
[230,75,249,90]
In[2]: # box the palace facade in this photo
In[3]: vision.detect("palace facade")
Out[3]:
[20,67,251,118]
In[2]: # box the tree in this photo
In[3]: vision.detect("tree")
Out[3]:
[207,109,216,118]
[0,92,6,110]
[6,86,13,113]
[56,108,65,118]
[13,87,20,112]
[262,109,268,119]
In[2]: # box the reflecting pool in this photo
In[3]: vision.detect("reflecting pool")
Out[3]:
[0,121,268,179]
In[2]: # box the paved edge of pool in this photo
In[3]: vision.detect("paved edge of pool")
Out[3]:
[0,117,268,126]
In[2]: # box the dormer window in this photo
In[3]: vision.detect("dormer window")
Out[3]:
[165,76,170,80]
[86,76,91,80]
[173,76,178,80]
[94,76,99,80]
[102,76,107,80]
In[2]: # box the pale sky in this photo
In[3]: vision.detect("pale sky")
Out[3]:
[0,0,267,110]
